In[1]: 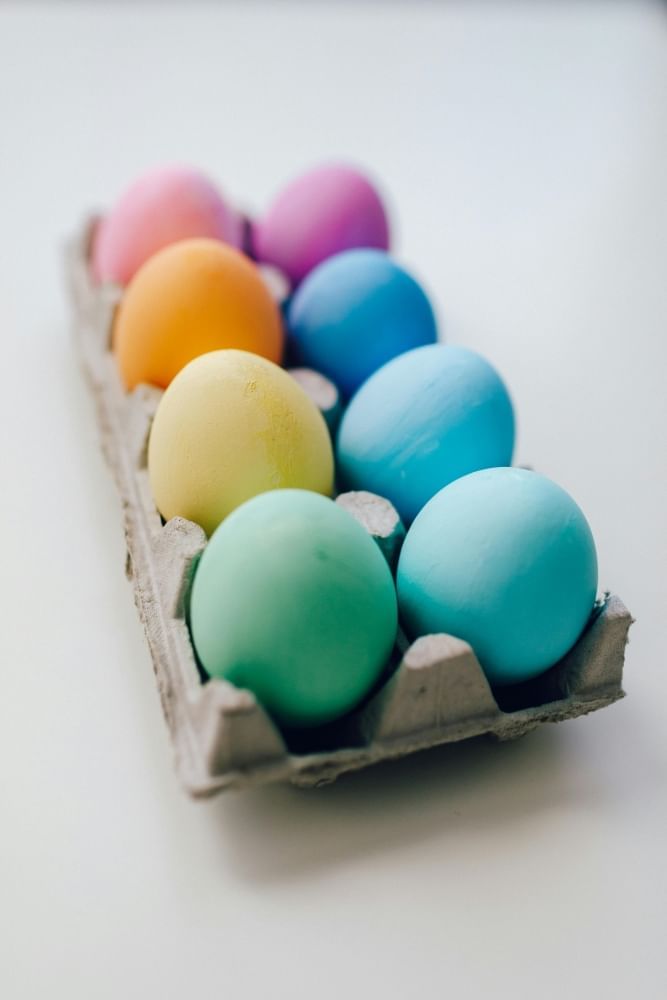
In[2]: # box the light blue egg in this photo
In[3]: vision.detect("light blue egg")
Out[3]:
[336,343,515,523]
[397,468,598,686]
[287,248,437,398]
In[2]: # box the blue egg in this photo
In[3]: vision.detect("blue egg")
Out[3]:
[397,468,598,685]
[336,344,514,523]
[287,248,437,398]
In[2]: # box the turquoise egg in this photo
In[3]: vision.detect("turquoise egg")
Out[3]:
[396,468,598,686]
[336,344,515,523]
[189,489,398,728]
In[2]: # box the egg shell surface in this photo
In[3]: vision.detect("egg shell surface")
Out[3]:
[336,344,515,523]
[113,239,283,390]
[397,468,598,685]
[147,350,334,536]
[189,489,398,728]
[253,163,390,286]
[92,165,242,286]
[287,249,438,398]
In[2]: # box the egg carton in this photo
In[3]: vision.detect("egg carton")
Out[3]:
[65,217,633,797]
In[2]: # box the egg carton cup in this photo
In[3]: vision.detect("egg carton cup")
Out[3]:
[65,217,633,797]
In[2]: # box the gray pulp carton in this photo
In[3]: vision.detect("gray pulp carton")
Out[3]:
[66,219,633,798]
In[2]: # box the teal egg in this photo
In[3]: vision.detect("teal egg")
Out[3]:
[336,344,515,523]
[396,468,598,685]
[189,489,398,727]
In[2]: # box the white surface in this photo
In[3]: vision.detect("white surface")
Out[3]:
[1,2,666,998]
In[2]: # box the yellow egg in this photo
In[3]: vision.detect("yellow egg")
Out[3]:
[147,350,334,536]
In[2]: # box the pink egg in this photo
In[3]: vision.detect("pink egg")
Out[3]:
[253,163,390,286]
[92,166,243,286]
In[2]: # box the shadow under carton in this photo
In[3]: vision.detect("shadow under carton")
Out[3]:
[66,217,633,798]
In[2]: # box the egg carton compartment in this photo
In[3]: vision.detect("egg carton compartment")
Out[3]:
[65,217,633,797]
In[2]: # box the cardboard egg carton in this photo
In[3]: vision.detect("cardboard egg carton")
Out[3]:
[65,218,633,797]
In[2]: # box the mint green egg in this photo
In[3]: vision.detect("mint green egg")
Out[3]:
[189,489,398,728]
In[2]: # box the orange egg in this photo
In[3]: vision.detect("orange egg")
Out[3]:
[112,238,283,389]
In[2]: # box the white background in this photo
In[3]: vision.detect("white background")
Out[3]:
[1,3,666,998]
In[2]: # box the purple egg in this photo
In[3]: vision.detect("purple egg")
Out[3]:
[253,163,390,286]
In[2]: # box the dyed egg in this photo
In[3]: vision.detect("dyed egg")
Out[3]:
[287,249,438,398]
[253,163,390,286]
[113,239,283,390]
[190,489,398,727]
[148,351,333,536]
[92,165,242,286]
[337,344,515,523]
[397,468,598,685]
